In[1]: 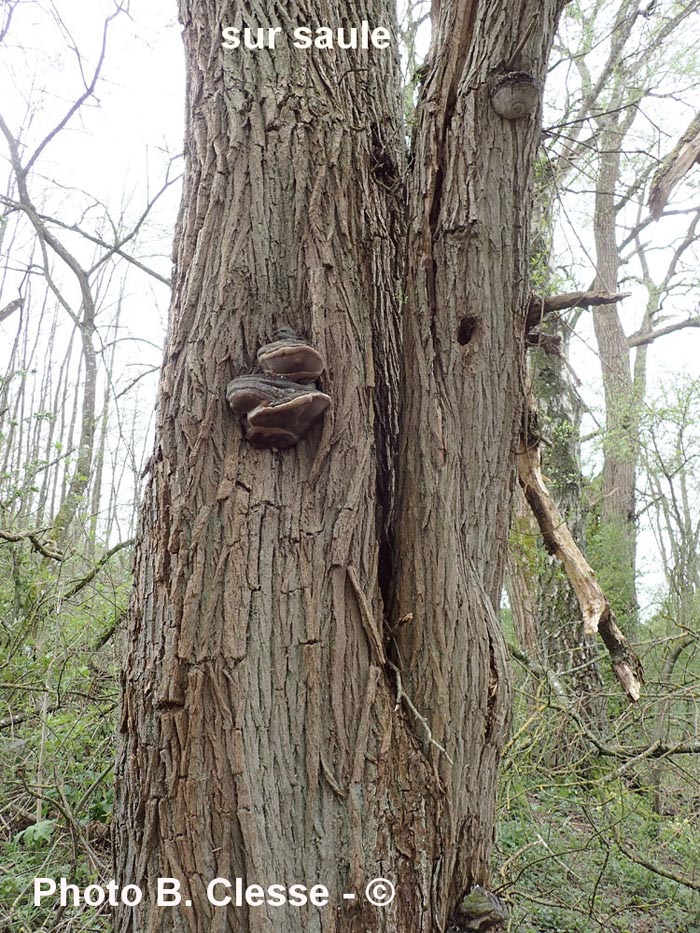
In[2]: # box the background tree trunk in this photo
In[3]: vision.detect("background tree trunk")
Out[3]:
[114,1,565,930]
[508,151,603,707]
[590,118,640,631]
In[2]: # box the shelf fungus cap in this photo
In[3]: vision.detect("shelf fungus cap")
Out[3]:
[257,336,325,382]
[226,375,330,449]
[452,886,509,931]
[226,374,288,417]
[490,72,540,120]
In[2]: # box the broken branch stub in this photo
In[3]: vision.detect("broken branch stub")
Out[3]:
[525,289,630,334]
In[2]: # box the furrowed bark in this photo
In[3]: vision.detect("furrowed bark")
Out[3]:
[391,0,566,916]
[115,1,567,930]
[115,2,410,931]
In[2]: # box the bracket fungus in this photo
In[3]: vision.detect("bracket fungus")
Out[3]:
[257,330,325,382]
[490,72,540,120]
[227,334,330,450]
[448,886,509,932]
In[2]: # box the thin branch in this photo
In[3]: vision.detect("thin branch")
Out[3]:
[61,538,135,601]
[0,113,94,329]
[0,527,65,561]
[612,827,700,891]
[23,9,118,176]
[627,316,700,348]
[388,661,453,764]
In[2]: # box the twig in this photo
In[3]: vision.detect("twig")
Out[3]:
[388,661,454,764]
[61,538,134,600]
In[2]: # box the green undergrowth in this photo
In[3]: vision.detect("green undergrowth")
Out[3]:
[0,540,126,933]
[495,714,700,932]
[3,542,700,932]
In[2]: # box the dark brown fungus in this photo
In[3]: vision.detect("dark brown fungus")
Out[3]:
[257,335,325,383]
[227,374,330,450]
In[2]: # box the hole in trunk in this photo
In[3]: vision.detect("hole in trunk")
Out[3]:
[457,315,480,346]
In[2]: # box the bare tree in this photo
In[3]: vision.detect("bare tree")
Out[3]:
[555,0,700,629]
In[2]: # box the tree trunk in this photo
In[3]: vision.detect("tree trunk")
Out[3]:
[590,120,639,630]
[390,0,564,908]
[52,321,98,541]
[114,2,565,931]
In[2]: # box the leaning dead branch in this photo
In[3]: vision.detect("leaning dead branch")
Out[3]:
[516,411,644,702]
[649,110,700,220]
